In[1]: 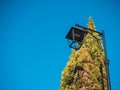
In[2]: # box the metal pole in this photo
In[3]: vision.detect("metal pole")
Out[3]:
[102,31,111,90]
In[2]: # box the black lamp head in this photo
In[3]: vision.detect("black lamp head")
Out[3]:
[65,25,87,50]
[65,27,87,43]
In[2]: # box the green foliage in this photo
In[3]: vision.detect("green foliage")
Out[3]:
[60,17,107,90]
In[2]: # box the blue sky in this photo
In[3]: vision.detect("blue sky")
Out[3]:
[1,0,120,90]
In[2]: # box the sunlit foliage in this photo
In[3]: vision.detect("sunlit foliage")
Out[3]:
[60,17,107,90]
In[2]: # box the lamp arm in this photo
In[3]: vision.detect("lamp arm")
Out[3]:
[75,24,102,36]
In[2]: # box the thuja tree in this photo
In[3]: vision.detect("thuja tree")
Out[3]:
[60,17,107,90]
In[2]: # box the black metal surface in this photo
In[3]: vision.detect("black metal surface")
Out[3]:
[75,24,102,36]
[102,31,111,90]
[65,27,87,43]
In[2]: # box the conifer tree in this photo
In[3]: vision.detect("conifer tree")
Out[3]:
[60,17,107,90]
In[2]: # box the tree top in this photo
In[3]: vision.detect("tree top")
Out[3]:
[87,16,96,30]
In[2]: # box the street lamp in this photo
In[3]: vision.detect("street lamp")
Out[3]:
[65,24,111,90]
[65,25,88,50]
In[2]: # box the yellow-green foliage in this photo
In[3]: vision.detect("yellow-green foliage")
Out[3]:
[60,17,107,90]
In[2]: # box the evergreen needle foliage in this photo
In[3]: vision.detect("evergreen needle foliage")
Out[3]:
[60,17,107,90]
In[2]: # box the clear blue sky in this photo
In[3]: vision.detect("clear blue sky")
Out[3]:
[1,0,120,90]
